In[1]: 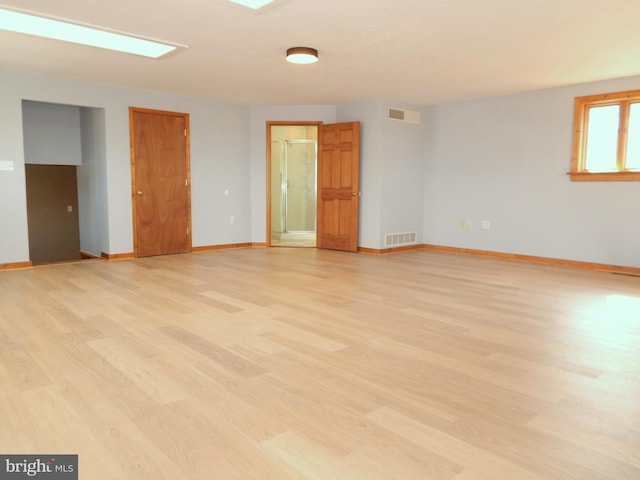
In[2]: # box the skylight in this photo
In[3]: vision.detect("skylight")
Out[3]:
[227,0,275,9]
[0,8,183,58]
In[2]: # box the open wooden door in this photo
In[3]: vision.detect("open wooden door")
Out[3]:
[130,108,191,257]
[317,121,360,252]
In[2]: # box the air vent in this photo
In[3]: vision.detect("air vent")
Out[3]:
[388,107,420,125]
[384,231,417,247]
[388,108,405,121]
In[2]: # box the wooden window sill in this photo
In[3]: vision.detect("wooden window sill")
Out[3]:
[568,171,640,182]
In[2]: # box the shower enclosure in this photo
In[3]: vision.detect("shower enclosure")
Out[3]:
[271,138,317,246]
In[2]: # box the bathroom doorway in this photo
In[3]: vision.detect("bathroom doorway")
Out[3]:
[268,123,319,247]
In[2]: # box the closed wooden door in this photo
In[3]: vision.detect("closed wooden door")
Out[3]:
[130,108,191,257]
[317,121,360,252]
[25,164,81,264]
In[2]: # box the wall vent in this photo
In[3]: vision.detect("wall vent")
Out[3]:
[384,231,417,247]
[388,107,420,125]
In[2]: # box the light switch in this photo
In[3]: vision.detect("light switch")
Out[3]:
[0,160,14,171]
[67,205,73,212]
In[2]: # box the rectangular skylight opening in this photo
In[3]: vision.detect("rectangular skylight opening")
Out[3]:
[227,0,275,10]
[0,8,185,58]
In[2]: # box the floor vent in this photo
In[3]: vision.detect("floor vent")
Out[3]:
[384,231,417,247]
[388,107,420,125]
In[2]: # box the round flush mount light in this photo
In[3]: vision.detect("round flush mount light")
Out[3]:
[286,47,318,64]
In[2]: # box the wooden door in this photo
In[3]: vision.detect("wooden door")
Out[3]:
[25,164,81,264]
[130,108,191,257]
[317,121,360,252]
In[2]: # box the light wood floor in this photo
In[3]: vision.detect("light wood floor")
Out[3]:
[271,232,316,247]
[1,248,639,479]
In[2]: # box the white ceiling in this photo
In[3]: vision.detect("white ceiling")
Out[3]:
[2,0,640,106]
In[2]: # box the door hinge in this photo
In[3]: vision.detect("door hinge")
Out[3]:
[186,227,190,235]
[185,178,188,186]
[184,129,187,137]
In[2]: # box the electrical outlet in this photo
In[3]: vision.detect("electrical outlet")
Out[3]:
[460,220,471,229]
[482,220,491,230]
[229,215,235,224]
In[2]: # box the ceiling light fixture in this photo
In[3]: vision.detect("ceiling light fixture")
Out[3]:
[286,47,318,64]
[227,0,275,9]
[0,8,185,58]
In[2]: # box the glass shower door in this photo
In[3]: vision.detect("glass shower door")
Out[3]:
[283,140,316,234]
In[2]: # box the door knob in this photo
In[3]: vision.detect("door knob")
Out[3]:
[352,192,357,196]
[137,191,144,195]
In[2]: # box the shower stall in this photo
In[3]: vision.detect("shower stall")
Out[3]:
[270,138,317,246]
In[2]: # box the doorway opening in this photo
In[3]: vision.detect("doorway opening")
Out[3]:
[22,100,107,265]
[268,123,319,247]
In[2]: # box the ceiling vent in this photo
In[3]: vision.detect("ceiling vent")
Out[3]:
[388,107,420,125]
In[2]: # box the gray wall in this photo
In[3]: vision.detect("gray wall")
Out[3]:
[1,68,639,268]
[379,101,426,245]
[423,75,640,268]
[190,102,251,248]
[338,99,426,249]
[78,107,108,256]
[0,79,30,264]
[22,101,83,166]
[1,70,252,264]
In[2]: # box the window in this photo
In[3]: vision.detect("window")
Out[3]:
[570,88,640,181]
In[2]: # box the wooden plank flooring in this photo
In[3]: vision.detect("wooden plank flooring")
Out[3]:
[0,248,639,479]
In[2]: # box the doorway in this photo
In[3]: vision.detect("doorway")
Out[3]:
[268,123,319,247]
[21,100,107,263]
[129,107,192,257]
[267,121,361,251]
